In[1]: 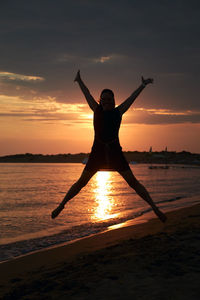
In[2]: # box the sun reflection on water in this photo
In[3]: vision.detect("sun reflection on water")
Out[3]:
[92,171,119,221]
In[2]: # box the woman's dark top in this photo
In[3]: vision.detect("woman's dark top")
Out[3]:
[85,105,130,172]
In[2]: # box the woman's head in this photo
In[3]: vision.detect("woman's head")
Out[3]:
[99,89,115,110]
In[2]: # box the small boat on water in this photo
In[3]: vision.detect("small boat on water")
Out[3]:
[129,161,138,165]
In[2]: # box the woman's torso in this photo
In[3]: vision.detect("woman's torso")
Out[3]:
[93,105,121,145]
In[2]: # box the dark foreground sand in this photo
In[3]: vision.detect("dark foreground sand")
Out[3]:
[0,204,200,300]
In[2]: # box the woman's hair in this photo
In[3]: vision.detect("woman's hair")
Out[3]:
[100,89,114,98]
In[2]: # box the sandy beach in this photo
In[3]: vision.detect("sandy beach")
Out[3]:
[0,203,200,300]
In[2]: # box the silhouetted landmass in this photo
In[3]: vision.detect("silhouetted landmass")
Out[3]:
[0,151,200,165]
[0,153,87,163]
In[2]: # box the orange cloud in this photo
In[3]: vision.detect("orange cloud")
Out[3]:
[0,72,44,82]
[122,108,200,125]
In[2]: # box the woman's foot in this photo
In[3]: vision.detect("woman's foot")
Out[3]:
[154,208,167,223]
[51,204,64,219]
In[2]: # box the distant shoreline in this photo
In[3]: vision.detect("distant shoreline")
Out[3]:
[0,151,200,165]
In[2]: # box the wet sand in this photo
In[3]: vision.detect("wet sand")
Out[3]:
[0,204,200,299]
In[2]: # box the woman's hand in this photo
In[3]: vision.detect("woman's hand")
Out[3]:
[141,76,154,86]
[74,70,81,82]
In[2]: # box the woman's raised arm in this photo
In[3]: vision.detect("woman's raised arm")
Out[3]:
[118,77,153,115]
[74,70,98,111]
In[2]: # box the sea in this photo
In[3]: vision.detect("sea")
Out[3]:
[0,163,200,262]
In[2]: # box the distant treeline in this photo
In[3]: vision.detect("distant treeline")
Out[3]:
[0,151,200,165]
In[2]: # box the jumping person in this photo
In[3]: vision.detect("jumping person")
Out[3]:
[51,70,167,222]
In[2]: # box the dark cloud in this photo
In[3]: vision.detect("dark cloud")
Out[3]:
[0,0,200,116]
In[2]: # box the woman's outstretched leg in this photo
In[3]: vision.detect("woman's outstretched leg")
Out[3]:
[51,169,97,219]
[119,169,167,223]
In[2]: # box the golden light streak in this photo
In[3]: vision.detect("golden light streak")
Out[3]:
[133,108,198,116]
[98,56,111,63]
[92,171,118,221]
[80,113,93,120]
[0,95,89,121]
[0,72,44,82]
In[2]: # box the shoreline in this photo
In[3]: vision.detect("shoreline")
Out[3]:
[1,162,200,167]
[1,203,200,299]
[0,151,200,165]
[0,210,158,272]
[1,196,199,263]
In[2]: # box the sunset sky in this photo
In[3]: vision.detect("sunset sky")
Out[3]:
[0,0,200,155]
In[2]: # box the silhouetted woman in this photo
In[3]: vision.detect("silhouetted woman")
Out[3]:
[51,70,166,222]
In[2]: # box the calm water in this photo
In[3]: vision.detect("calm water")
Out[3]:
[0,163,200,262]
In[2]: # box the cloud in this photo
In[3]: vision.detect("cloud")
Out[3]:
[0,0,199,112]
[0,94,92,125]
[0,72,44,83]
[94,56,111,63]
[56,53,125,66]
[1,92,199,126]
[123,108,200,125]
